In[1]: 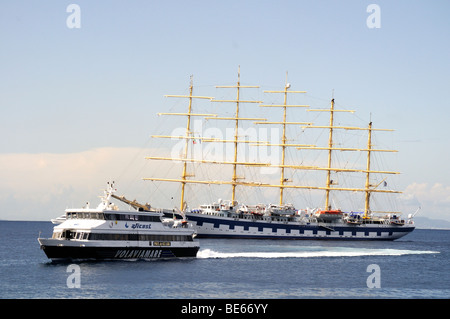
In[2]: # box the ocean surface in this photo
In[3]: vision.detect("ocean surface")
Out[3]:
[0,220,448,299]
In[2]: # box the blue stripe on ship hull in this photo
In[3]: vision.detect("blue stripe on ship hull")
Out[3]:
[195,233,399,240]
[186,214,414,239]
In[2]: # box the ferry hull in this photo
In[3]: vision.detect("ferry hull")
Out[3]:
[38,239,199,261]
[185,213,414,241]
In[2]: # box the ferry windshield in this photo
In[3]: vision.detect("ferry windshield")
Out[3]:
[66,212,161,222]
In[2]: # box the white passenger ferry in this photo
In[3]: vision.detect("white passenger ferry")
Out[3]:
[38,183,199,261]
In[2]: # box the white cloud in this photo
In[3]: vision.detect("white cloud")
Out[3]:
[0,147,157,220]
[400,182,450,220]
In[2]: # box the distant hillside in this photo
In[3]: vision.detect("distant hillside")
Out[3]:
[413,217,450,229]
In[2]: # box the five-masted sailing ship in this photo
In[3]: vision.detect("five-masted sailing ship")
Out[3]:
[143,68,415,240]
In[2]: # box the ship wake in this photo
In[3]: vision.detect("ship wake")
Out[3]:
[197,247,439,259]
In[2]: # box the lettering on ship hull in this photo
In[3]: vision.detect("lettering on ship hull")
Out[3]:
[114,249,162,259]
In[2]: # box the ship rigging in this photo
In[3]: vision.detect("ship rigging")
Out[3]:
[143,68,414,240]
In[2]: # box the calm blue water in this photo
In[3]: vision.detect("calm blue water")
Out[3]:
[0,221,448,299]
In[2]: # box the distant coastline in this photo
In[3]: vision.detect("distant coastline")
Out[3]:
[413,217,450,230]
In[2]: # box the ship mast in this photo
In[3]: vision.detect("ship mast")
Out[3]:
[180,78,196,211]
[305,98,354,210]
[145,76,215,211]
[324,98,339,210]
[144,72,401,215]
[144,69,268,209]
[208,66,264,203]
[256,73,311,205]
[364,121,373,217]
[299,99,401,212]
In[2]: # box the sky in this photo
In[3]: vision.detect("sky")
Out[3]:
[0,0,449,222]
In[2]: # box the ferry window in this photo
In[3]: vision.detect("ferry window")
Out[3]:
[83,233,192,241]
[139,215,158,222]
[105,213,118,220]
[64,230,75,239]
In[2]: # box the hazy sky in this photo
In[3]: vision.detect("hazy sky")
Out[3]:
[1,1,449,222]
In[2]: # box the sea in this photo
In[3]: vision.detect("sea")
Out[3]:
[0,220,448,301]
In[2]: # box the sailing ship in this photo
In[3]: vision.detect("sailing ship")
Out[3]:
[38,182,200,261]
[142,68,415,240]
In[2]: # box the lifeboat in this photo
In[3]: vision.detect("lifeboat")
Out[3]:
[390,219,405,226]
[315,210,343,221]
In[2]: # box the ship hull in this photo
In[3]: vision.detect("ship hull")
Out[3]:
[38,238,199,262]
[185,213,414,240]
